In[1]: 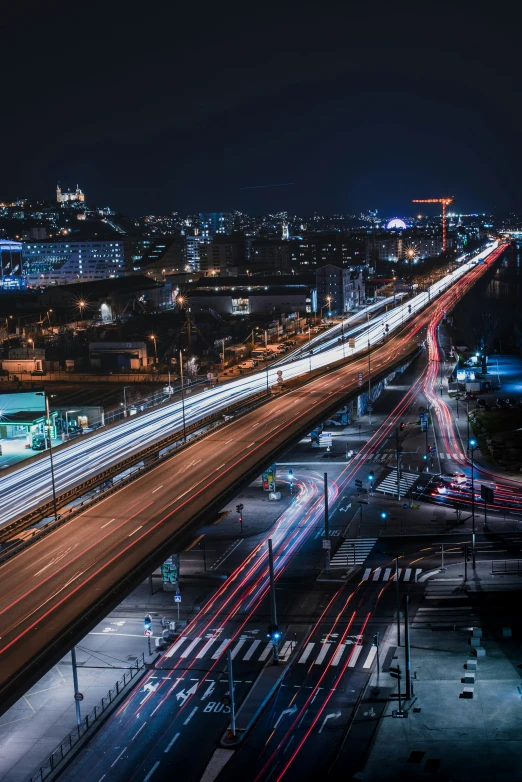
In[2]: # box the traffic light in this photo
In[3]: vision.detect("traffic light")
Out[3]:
[380,511,388,520]
[288,469,293,480]
[464,545,471,562]
[423,454,428,461]
[144,614,152,631]
[266,624,281,642]
[368,472,375,483]
[373,632,380,647]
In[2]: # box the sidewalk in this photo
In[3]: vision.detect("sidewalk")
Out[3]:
[355,561,522,781]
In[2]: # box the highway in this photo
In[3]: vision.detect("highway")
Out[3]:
[0,243,499,530]
[0,246,505,715]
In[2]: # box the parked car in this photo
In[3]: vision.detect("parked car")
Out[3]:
[476,398,487,408]
[31,435,46,451]
[496,398,509,408]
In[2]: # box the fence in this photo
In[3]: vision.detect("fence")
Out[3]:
[491,560,522,575]
[28,654,146,782]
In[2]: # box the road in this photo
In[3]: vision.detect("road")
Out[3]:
[0,243,500,530]
[0,247,505,715]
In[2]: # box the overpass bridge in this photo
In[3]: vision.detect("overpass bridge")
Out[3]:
[0,243,506,714]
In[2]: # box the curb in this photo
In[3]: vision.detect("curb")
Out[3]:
[219,661,291,749]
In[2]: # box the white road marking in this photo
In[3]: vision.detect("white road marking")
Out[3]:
[230,640,246,659]
[211,639,231,659]
[101,518,116,529]
[132,723,146,741]
[144,761,160,781]
[196,637,219,658]
[315,643,331,665]
[128,526,143,537]
[330,644,346,666]
[362,646,377,669]
[110,746,127,768]
[243,640,261,660]
[318,711,341,733]
[165,636,187,658]
[183,707,199,725]
[347,643,364,667]
[152,486,163,493]
[298,643,315,663]
[273,704,297,730]
[164,732,180,753]
[258,643,273,661]
[362,568,372,580]
[180,638,201,658]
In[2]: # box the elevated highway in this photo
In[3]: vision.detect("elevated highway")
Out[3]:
[0,243,499,532]
[0,244,507,714]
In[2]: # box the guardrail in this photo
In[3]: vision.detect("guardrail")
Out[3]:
[0,389,272,558]
[28,654,146,782]
[491,560,522,575]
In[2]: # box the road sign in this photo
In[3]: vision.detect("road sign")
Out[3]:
[318,433,333,448]
[144,628,153,636]
[357,372,363,387]
[367,404,373,411]
[322,539,331,550]
[402,503,409,510]
[174,594,181,603]
[221,695,231,706]
[418,406,425,413]
[74,692,84,702]
[348,338,356,348]
[355,479,363,487]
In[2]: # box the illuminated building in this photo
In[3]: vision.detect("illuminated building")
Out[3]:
[56,184,85,204]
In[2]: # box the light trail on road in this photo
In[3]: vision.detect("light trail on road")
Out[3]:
[0,244,499,529]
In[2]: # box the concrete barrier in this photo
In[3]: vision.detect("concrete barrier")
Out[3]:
[466,659,477,670]
[473,647,486,657]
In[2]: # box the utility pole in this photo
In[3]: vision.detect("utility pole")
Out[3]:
[45,394,58,523]
[268,539,280,664]
[227,649,236,738]
[179,350,187,443]
[396,427,402,501]
[367,338,372,425]
[324,472,330,574]
[404,595,412,699]
[470,441,476,568]
[71,647,82,726]
[395,557,401,646]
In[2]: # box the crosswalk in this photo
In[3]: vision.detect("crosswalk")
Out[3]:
[374,469,418,495]
[364,449,461,464]
[361,566,422,582]
[163,633,379,671]
[330,538,377,568]
[412,579,475,629]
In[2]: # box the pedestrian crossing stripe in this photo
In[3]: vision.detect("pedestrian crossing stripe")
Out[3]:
[164,635,380,671]
[361,567,422,582]
[374,469,418,495]
[330,537,377,568]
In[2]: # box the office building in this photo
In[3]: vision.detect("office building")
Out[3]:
[22,239,126,286]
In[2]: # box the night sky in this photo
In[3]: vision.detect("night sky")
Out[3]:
[3,1,521,217]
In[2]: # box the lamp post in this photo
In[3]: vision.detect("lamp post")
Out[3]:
[367,336,372,425]
[179,350,187,443]
[44,394,58,523]
[470,439,477,568]
[150,334,158,363]
[76,301,85,327]
[308,325,312,374]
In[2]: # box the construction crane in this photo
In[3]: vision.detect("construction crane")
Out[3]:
[412,197,454,253]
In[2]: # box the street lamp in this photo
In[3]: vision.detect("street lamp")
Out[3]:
[469,438,477,568]
[150,334,158,363]
[77,300,86,327]
[44,394,58,523]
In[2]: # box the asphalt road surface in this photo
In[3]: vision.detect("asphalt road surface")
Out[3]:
[0,250,504,715]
